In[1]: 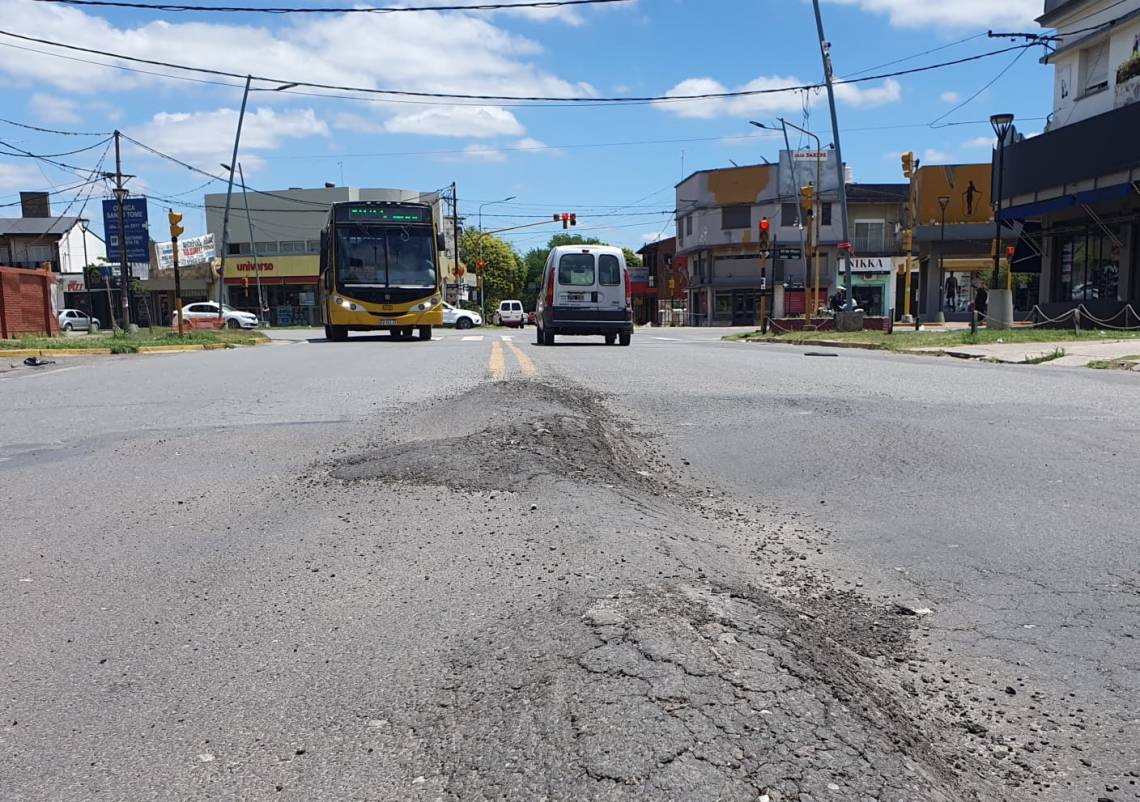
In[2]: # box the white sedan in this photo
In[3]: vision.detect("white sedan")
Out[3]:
[173,302,260,329]
[442,302,482,330]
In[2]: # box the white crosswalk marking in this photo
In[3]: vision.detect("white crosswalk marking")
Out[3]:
[462,335,484,342]
[500,335,513,342]
[652,337,682,341]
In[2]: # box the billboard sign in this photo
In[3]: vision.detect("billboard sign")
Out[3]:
[102,197,150,263]
[915,164,993,226]
[779,149,840,198]
[155,234,215,271]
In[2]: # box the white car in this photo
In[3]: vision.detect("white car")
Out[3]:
[442,302,482,330]
[57,308,99,331]
[173,302,260,329]
[495,299,526,328]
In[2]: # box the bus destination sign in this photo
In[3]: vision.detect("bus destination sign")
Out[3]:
[340,204,430,223]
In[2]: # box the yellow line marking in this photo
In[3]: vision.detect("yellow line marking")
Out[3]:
[490,340,506,382]
[506,342,537,378]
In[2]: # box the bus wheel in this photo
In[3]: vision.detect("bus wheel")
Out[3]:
[418,326,431,341]
[325,324,347,342]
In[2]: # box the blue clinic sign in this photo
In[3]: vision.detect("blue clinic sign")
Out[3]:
[102,197,150,263]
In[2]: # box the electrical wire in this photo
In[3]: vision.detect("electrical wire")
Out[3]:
[29,0,632,13]
[928,45,1034,127]
[0,136,108,176]
[841,32,988,79]
[0,135,113,159]
[0,116,112,137]
[0,29,1039,106]
[0,177,104,207]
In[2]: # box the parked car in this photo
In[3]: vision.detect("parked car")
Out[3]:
[442,302,483,329]
[495,299,526,328]
[173,302,260,329]
[527,312,536,325]
[535,245,633,346]
[57,308,99,331]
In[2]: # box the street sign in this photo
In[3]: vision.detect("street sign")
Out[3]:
[102,197,150,263]
[760,248,803,259]
[792,150,828,161]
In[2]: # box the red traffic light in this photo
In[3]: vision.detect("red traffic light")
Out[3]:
[759,217,770,232]
[476,258,485,273]
[562,212,569,229]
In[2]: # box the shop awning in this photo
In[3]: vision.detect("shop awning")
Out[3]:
[1000,182,1135,221]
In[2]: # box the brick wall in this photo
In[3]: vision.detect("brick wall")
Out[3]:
[0,266,59,338]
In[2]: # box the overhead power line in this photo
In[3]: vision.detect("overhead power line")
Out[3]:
[0,116,112,136]
[30,0,631,13]
[0,28,1039,105]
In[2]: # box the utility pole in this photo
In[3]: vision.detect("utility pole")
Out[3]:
[811,0,854,312]
[79,217,96,332]
[451,182,460,303]
[112,130,132,331]
[217,75,253,324]
[237,163,265,322]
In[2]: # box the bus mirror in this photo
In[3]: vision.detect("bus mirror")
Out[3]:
[436,231,447,252]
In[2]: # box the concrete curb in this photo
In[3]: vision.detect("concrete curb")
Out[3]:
[2,340,264,358]
[0,348,113,357]
[731,337,888,351]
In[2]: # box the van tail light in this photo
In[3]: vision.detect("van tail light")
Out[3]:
[624,270,631,307]
[546,267,555,307]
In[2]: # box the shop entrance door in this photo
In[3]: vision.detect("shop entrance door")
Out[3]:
[732,290,757,326]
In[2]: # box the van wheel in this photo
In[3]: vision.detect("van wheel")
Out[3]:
[543,328,555,346]
[535,325,543,345]
[619,331,631,347]
[604,333,616,346]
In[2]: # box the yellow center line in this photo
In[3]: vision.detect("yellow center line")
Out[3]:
[489,340,506,382]
[506,342,537,378]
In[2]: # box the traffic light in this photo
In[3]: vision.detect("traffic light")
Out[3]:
[758,217,770,251]
[168,209,184,238]
[476,258,485,274]
[799,184,814,215]
[561,212,570,229]
[569,213,576,227]
[901,152,915,179]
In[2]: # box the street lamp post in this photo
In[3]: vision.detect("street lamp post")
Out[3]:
[223,161,266,324]
[937,195,950,324]
[78,217,97,332]
[477,195,516,320]
[990,113,1014,289]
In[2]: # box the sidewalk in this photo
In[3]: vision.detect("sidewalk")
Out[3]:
[912,338,1140,368]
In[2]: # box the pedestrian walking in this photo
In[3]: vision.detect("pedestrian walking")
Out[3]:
[975,282,989,322]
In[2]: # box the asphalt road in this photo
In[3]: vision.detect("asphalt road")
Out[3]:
[1,325,1137,801]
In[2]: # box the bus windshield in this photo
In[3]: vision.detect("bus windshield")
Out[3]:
[336,224,436,288]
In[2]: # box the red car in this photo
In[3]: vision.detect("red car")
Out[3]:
[527,312,536,325]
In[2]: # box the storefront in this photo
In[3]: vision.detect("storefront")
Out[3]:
[222,255,320,326]
[835,257,904,317]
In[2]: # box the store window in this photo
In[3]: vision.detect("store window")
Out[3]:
[781,203,801,227]
[256,242,278,255]
[279,240,305,254]
[227,242,252,255]
[1054,226,1121,302]
[714,290,733,319]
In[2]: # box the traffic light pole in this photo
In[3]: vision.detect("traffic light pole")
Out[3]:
[172,231,184,336]
[811,0,854,312]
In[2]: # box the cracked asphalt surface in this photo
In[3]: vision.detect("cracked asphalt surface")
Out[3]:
[1,327,1137,801]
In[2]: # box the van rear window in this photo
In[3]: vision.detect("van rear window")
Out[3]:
[558,254,595,286]
[598,254,621,285]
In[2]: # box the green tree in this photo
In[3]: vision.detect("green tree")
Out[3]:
[622,248,643,268]
[459,229,524,314]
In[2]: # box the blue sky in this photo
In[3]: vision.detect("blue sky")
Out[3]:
[0,0,1051,253]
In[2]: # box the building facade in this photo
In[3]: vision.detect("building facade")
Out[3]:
[202,185,446,326]
[675,157,908,325]
[998,0,1140,321]
[636,236,683,325]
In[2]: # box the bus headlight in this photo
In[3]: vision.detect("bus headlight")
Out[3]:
[335,296,347,306]
[414,296,442,313]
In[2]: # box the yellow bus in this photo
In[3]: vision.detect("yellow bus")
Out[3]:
[319,200,445,341]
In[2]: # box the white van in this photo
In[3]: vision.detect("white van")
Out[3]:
[495,299,525,328]
[535,245,633,346]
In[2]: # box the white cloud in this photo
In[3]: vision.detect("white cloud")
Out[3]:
[332,112,386,135]
[962,135,994,149]
[384,106,525,138]
[127,107,328,173]
[513,137,563,156]
[0,163,46,192]
[0,0,589,104]
[458,144,507,163]
[940,91,961,104]
[641,232,663,243]
[655,75,900,119]
[923,148,952,163]
[823,0,1039,28]
[28,93,81,124]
